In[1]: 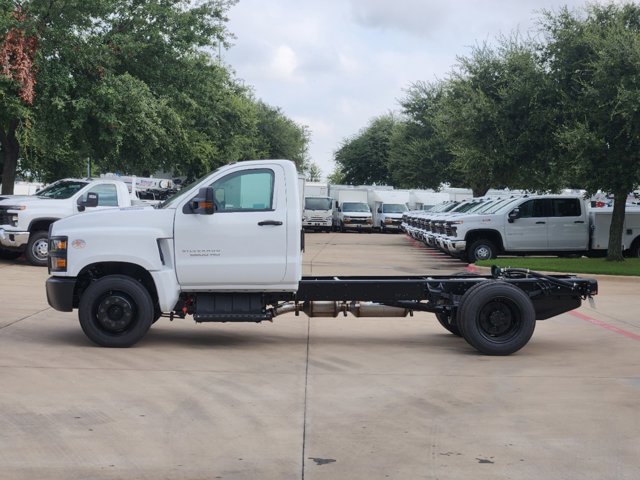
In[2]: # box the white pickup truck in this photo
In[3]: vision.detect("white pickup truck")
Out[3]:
[442,194,640,261]
[0,178,133,266]
[45,160,598,355]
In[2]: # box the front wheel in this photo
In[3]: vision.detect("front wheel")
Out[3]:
[467,239,497,262]
[79,275,154,347]
[25,230,49,266]
[457,281,536,355]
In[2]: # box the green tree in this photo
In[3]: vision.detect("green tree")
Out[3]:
[1,0,247,191]
[390,81,457,189]
[252,101,310,170]
[334,114,397,185]
[541,4,640,260]
[305,162,322,182]
[436,39,559,196]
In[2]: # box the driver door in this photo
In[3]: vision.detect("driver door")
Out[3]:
[174,164,288,289]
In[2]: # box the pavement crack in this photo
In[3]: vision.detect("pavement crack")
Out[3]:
[0,307,51,330]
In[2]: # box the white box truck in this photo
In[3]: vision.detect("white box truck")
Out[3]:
[367,189,410,232]
[330,186,373,232]
[303,182,332,232]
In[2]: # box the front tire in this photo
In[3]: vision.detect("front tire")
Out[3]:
[457,281,535,355]
[467,239,497,262]
[79,275,154,347]
[25,230,49,266]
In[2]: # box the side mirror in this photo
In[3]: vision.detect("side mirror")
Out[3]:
[189,187,214,215]
[77,192,99,211]
[508,208,520,223]
[377,207,382,214]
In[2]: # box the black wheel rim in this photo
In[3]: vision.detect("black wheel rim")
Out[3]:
[476,298,521,343]
[94,291,137,334]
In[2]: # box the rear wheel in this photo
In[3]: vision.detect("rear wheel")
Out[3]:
[79,275,154,347]
[435,312,462,336]
[629,240,640,258]
[457,281,535,355]
[25,230,49,266]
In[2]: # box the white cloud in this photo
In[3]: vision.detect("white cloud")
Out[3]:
[269,45,300,82]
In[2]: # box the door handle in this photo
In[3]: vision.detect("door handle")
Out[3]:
[535,221,546,224]
[574,220,585,224]
[258,220,283,226]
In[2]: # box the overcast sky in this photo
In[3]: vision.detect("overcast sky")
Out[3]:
[224,0,620,179]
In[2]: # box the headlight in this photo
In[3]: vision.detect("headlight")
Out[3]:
[48,236,68,273]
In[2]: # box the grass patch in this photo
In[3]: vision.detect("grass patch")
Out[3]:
[475,257,640,276]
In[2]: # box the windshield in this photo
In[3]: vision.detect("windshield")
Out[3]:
[342,202,370,213]
[35,180,88,199]
[495,196,527,214]
[382,203,408,213]
[483,197,522,214]
[305,197,332,210]
[158,173,210,209]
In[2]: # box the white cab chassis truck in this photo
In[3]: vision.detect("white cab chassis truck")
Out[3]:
[0,178,134,266]
[46,160,598,355]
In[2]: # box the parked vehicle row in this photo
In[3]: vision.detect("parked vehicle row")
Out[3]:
[403,194,640,262]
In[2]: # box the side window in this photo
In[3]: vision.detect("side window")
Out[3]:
[83,184,119,207]
[517,199,549,218]
[210,169,274,212]
[552,198,581,217]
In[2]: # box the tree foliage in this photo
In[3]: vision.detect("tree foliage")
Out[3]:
[389,82,457,190]
[541,3,640,260]
[0,0,310,192]
[337,3,640,259]
[334,114,397,185]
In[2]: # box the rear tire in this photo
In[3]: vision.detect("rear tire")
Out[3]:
[457,281,535,355]
[79,275,154,347]
[25,230,49,266]
[435,312,462,336]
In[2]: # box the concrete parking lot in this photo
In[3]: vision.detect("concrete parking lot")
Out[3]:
[0,232,638,480]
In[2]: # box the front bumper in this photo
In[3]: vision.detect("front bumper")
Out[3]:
[0,228,29,248]
[46,276,77,312]
[446,239,467,255]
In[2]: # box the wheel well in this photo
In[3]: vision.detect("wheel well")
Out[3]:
[628,235,640,256]
[73,262,159,309]
[29,218,58,233]
[465,230,504,252]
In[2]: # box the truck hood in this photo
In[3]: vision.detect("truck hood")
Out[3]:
[0,195,38,204]
[51,205,175,238]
